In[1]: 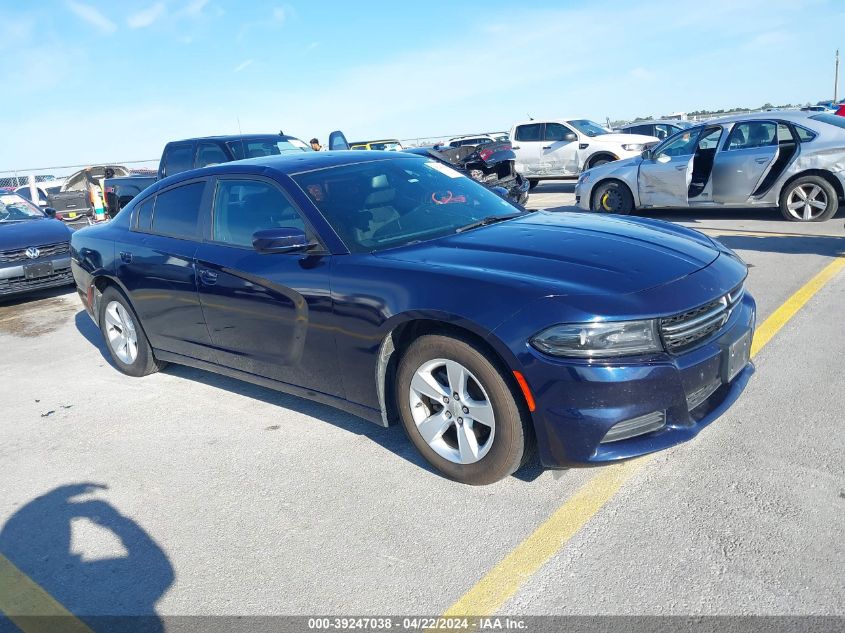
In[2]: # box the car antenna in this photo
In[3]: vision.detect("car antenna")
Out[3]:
[237,115,246,158]
[527,113,533,121]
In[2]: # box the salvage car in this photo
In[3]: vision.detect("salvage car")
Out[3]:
[576,111,845,222]
[509,119,659,188]
[71,152,755,485]
[0,193,73,297]
[404,142,529,205]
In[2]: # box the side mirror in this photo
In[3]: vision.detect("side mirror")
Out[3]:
[564,132,577,142]
[641,149,653,160]
[252,227,313,254]
[43,207,57,218]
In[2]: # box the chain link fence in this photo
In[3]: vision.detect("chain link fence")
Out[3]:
[0,160,158,191]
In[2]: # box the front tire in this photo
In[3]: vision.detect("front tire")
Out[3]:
[396,335,532,485]
[588,157,612,169]
[779,176,838,222]
[591,180,634,214]
[99,286,166,377]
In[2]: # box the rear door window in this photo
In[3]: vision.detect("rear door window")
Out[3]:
[514,124,543,142]
[162,144,194,177]
[195,143,228,168]
[151,181,205,240]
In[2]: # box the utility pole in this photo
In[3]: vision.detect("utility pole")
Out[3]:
[835,49,840,103]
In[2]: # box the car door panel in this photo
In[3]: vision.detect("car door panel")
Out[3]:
[541,123,579,176]
[638,155,693,207]
[194,246,342,396]
[116,233,216,361]
[712,121,779,204]
[512,123,546,176]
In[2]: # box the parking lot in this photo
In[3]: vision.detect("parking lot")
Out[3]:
[1,187,843,629]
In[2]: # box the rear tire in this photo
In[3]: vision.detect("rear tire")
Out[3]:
[396,335,532,485]
[779,175,838,222]
[99,286,166,377]
[528,179,539,190]
[591,180,634,214]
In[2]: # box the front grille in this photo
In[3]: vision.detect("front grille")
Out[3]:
[660,283,744,353]
[0,242,70,263]
[0,270,73,294]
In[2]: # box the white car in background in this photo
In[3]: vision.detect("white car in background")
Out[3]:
[509,119,659,188]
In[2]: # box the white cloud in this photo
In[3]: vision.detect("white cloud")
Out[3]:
[181,0,210,17]
[234,59,254,73]
[127,2,167,29]
[65,1,117,34]
[272,7,287,23]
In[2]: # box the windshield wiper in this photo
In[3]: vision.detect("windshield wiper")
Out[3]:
[454,213,521,234]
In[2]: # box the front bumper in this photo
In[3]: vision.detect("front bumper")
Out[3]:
[524,293,756,468]
[0,256,74,297]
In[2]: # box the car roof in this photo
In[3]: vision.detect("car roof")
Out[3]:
[160,150,423,186]
[620,120,688,127]
[700,110,817,125]
[167,134,304,143]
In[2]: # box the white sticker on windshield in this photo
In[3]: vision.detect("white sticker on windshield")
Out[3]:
[424,161,464,179]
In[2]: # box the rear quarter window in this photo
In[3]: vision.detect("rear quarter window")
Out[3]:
[514,124,543,142]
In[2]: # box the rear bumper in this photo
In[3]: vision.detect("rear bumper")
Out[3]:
[525,293,756,468]
[0,256,74,297]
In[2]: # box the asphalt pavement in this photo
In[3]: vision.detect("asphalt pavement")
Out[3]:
[0,183,842,630]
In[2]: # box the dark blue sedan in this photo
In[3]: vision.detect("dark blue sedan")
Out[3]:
[70,152,755,484]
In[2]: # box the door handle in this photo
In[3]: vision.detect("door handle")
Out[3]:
[754,157,769,164]
[198,268,218,285]
[511,145,520,150]
[675,165,687,171]
[119,251,132,263]
[542,145,551,150]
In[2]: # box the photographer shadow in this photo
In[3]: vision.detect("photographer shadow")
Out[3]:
[0,483,173,633]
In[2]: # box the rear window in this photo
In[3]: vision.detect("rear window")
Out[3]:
[151,182,205,239]
[162,144,193,177]
[808,113,845,130]
[227,138,309,160]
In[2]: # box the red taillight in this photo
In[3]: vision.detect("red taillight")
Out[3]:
[478,148,494,161]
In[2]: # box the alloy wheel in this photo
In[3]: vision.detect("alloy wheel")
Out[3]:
[786,184,828,221]
[104,300,139,364]
[408,358,496,465]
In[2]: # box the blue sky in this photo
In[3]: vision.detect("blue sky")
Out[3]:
[1,0,843,169]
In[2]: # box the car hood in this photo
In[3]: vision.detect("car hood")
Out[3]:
[594,133,658,145]
[377,212,719,296]
[0,218,72,250]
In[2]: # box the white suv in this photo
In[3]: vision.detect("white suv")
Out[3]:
[509,119,659,187]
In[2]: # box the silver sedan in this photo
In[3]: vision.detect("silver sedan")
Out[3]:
[575,111,845,222]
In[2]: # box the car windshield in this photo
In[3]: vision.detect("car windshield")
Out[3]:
[566,119,610,137]
[0,194,44,222]
[293,157,522,253]
[369,142,402,151]
[809,113,845,130]
[227,137,310,160]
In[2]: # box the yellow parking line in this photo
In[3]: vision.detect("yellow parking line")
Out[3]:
[0,554,93,633]
[751,257,845,357]
[440,256,845,619]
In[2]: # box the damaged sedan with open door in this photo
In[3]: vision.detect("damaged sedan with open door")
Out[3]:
[404,142,530,205]
[575,111,845,222]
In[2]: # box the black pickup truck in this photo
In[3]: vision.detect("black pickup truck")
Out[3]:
[104,133,311,215]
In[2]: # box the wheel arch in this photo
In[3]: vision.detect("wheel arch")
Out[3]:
[779,169,844,202]
[87,274,136,327]
[375,316,530,429]
[585,152,619,169]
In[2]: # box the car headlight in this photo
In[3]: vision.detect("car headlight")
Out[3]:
[621,143,645,152]
[530,320,662,358]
